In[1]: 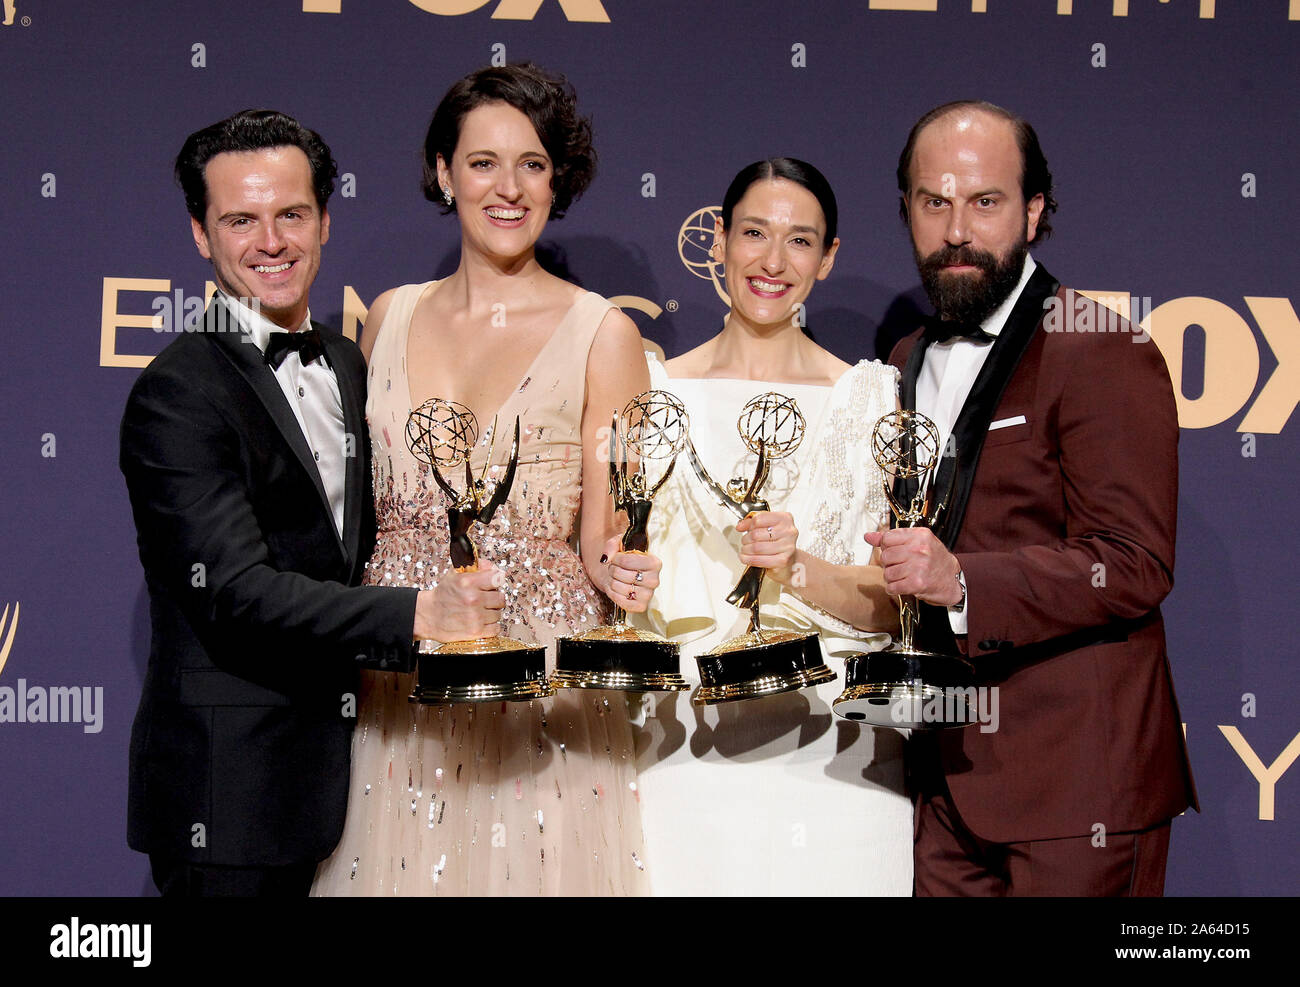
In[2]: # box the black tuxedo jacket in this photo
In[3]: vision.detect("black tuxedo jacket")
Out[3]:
[120,298,418,868]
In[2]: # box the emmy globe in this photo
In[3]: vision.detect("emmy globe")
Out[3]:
[685,392,837,705]
[403,398,551,704]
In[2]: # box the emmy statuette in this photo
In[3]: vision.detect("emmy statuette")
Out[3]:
[833,409,975,728]
[404,398,551,704]
[553,390,692,692]
[687,392,835,705]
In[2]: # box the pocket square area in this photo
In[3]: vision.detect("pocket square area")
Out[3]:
[989,415,1028,432]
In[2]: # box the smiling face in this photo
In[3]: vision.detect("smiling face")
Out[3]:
[906,109,1043,322]
[191,146,328,329]
[715,178,839,332]
[436,101,553,264]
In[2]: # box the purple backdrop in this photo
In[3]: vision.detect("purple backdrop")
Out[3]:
[0,0,1295,896]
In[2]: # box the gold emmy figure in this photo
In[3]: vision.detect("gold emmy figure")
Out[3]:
[404,398,551,704]
[553,390,691,691]
[686,392,835,705]
[833,409,975,728]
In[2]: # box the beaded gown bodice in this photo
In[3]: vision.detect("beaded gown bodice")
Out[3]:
[366,280,614,643]
[312,281,649,897]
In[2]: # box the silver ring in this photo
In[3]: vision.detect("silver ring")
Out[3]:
[635,571,643,583]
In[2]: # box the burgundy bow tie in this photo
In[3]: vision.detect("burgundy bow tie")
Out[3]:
[264,329,328,369]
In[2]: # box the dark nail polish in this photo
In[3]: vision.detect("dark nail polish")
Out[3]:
[599,554,608,564]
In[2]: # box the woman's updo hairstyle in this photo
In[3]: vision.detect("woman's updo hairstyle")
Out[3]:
[422,62,596,220]
[720,157,838,248]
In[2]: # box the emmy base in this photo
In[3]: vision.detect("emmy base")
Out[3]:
[553,626,690,692]
[409,637,552,705]
[693,629,835,706]
[833,647,976,729]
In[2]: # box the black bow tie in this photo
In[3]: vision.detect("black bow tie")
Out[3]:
[922,316,995,345]
[264,328,328,369]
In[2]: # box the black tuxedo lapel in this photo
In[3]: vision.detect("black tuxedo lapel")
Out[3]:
[893,337,931,515]
[204,297,347,563]
[321,329,366,570]
[899,338,925,415]
[899,265,1059,658]
[900,264,1060,548]
[934,264,1059,547]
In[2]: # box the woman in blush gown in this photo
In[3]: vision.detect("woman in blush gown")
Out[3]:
[313,64,660,896]
[631,159,913,896]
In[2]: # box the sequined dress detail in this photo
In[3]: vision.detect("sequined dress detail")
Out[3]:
[312,282,649,896]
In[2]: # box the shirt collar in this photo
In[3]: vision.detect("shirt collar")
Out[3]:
[218,291,313,354]
[980,252,1036,338]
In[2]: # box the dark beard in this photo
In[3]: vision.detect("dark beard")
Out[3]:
[915,236,1027,325]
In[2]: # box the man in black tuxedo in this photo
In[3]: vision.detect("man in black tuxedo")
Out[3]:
[120,110,503,896]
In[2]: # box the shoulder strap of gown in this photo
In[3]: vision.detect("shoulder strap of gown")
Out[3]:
[369,281,434,383]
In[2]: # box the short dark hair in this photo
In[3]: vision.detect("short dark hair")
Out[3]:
[421,63,596,220]
[720,157,838,248]
[175,109,338,224]
[895,100,1057,242]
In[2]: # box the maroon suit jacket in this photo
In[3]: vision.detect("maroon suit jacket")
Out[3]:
[893,264,1197,844]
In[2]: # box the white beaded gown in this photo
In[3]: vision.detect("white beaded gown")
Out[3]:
[629,355,913,896]
[312,282,650,896]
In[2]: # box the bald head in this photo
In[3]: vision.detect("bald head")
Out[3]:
[896,100,1056,243]
[901,103,1052,323]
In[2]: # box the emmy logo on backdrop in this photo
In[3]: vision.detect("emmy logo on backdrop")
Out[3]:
[404,398,551,704]
[687,392,835,705]
[833,409,976,728]
[677,206,730,306]
[553,389,692,691]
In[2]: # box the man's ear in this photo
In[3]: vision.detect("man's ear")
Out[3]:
[191,216,211,260]
[320,207,330,246]
[1025,193,1045,243]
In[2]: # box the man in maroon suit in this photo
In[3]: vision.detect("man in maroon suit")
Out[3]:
[867,101,1197,896]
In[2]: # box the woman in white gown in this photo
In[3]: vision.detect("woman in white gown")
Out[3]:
[631,158,913,895]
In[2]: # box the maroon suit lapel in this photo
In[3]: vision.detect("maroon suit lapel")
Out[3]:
[896,265,1061,548]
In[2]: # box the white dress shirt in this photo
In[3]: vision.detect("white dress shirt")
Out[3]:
[914,253,1037,633]
[223,294,347,541]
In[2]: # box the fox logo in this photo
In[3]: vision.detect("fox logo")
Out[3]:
[304,0,610,21]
